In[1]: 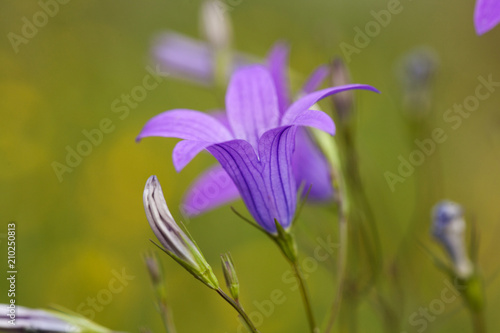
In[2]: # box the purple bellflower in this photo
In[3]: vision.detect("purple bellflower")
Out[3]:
[137,65,378,233]
[180,43,337,216]
[152,5,337,214]
[474,0,500,35]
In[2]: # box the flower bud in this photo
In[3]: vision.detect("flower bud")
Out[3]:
[200,0,232,50]
[221,252,240,301]
[330,57,353,122]
[143,175,219,289]
[398,47,438,117]
[144,251,163,287]
[431,200,473,279]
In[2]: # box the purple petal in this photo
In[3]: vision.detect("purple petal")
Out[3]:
[281,84,380,126]
[301,65,329,94]
[225,65,280,151]
[291,110,336,135]
[292,128,334,201]
[173,140,211,172]
[210,109,233,135]
[207,126,297,232]
[474,0,500,35]
[182,164,240,216]
[153,32,215,84]
[258,126,297,230]
[267,42,291,114]
[137,109,233,142]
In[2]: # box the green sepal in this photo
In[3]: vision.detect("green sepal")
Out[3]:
[221,252,240,301]
[151,240,219,290]
[48,305,115,333]
[273,219,298,263]
[457,274,485,313]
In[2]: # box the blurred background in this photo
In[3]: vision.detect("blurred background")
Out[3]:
[1,0,500,332]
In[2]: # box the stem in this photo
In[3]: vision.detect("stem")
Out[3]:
[216,288,260,333]
[472,311,486,333]
[324,204,348,333]
[337,292,358,333]
[290,259,319,333]
[158,301,177,333]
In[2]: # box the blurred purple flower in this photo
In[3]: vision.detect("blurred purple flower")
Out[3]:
[137,65,378,233]
[474,0,500,35]
[152,32,250,85]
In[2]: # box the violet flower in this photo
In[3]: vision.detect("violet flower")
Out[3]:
[137,65,378,233]
[181,43,335,216]
[474,0,500,35]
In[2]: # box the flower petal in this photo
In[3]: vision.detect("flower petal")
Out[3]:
[258,126,297,230]
[225,65,280,151]
[292,128,334,201]
[207,139,270,229]
[281,84,380,125]
[207,126,297,232]
[474,0,500,35]
[267,42,291,114]
[291,110,335,135]
[182,164,240,216]
[153,32,215,84]
[173,140,211,172]
[136,109,233,142]
[301,65,329,94]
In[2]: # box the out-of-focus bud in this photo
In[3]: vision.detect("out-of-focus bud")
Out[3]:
[398,47,438,117]
[143,175,219,290]
[200,0,232,50]
[431,200,473,279]
[144,251,163,287]
[221,252,240,301]
[330,57,354,123]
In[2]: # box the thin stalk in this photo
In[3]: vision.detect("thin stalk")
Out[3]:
[472,311,486,333]
[337,292,358,333]
[324,204,347,333]
[216,288,260,333]
[231,207,318,332]
[290,258,319,333]
[157,301,177,333]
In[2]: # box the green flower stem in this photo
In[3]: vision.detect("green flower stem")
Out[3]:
[337,291,358,333]
[216,288,260,333]
[229,210,318,333]
[472,311,486,333]
[289,256,319,333]
[324,201,348,333]
[272,219,318,333]
[157,301,177,333]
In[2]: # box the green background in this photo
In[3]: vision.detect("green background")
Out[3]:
[1,0,500,332]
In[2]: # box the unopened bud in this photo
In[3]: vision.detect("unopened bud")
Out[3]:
[143,175,219,289]
[398,47,438,117]
[221,252,240,301]
[144,251,163,287]
[431,200,473,279]
[330,57,354,122]
[200,0,232,49]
